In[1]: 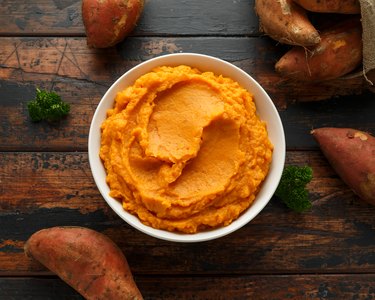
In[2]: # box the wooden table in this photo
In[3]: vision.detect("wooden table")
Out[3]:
[1,1,375,299]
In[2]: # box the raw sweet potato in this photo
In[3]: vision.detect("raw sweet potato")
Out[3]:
[293,0,361,14]
[312,128,375,206]
[275,18,362,81]
[25,227,143,300]
[255,0,320,46]
[82,0,144,48]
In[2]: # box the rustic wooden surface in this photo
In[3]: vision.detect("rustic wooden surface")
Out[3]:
[1,0,375,299]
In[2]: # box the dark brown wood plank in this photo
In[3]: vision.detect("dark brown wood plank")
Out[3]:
[0,37,373,152]
[0,37,370,103]
[92,273,375,299]
[0,0,83,36]
[0,278,84,299]
[1,151,375,276]
[1,275,375,299]
[0,0,258,36]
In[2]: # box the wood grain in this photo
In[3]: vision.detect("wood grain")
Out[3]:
[1,275,375,299]
[0,37,370,102]
[0,37,373,152]
[113,274,375,299]
[1,151,375,276]
[0,0,258,36]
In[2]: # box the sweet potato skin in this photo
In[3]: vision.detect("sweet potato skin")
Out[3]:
[312,128,375,205]
[255,0,320,46]
[82,0,144,48]
[293,0,361,14]
[25,226,143,300]
[275,18,362,81]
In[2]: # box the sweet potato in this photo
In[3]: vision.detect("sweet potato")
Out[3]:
[255,0,320,46]
[293,0,361,14]
[312,128,375,206]
[25,226,143,300]
[82,0,144,48]
[275,18,362,81]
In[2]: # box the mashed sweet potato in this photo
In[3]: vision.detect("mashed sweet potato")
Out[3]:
[100,65,273,233]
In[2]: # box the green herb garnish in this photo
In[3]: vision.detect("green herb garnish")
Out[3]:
[275,165,313,212]
[27,88,70,122]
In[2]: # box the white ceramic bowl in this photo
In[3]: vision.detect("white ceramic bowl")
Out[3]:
[88,53,285,243]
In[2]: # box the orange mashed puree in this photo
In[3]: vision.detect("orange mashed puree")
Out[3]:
[100,65,273,233]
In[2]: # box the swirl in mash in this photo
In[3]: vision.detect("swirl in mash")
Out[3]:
[100,65,273,233]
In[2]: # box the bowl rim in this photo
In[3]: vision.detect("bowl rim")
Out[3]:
[88,52,286,243]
